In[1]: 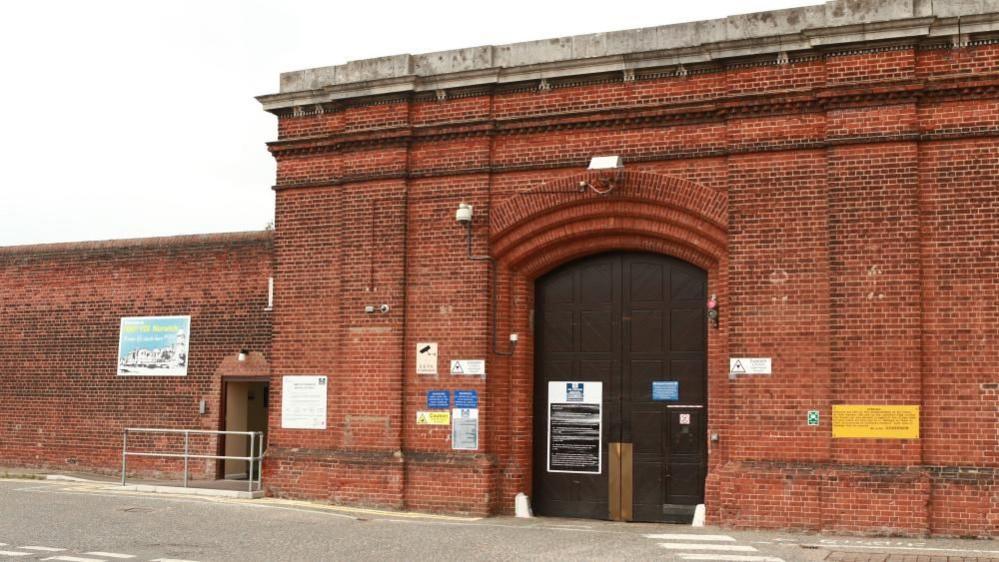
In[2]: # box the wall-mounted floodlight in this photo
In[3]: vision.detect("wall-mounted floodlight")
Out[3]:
[579,155,624,195]
[587,155,624,171]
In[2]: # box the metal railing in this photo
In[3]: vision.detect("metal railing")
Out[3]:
[121,428,264,493]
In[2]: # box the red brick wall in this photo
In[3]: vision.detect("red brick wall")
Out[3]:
[264,39,999,535]
[0,232,273,479]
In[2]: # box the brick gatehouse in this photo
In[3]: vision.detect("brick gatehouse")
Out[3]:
[2,0,997,537]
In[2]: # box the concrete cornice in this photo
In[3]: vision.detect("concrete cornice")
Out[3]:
[258,0,999,112]
[0,231,273,257]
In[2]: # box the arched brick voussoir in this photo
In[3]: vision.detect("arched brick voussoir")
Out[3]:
[516,233,720,280]
[490,170,728,239]
[492,199,726,261]
[506,219,724,277]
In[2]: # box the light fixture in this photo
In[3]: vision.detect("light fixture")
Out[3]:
[587,155,623,171]
[238,349,248,362]
[579,155,624,195]
[453,201,517,357]
[455,202,473,224]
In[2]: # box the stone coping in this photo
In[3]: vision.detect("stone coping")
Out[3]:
[259,0,999,110]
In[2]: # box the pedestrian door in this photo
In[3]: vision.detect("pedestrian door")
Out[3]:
[532,252,707,523]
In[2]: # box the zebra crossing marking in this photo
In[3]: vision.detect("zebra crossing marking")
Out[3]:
[680,553,784,562]
[644,534,737,542]
[658,543,758,552]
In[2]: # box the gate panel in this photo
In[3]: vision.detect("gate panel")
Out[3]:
[533,252,706,522]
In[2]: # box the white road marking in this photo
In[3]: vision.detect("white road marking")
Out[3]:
[680,554,784,562]
[0,551,33,557]
[42,556,108,562]
[21,546,67,551]
[803,543,999,555]
[644,534,736,542]
[659,543,758,552]
[85,553,135,559]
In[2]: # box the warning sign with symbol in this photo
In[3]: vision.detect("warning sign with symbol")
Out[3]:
[729,357,772,378]
[416,411,451,425]
[416,342,438,375]
[450,359,486,377]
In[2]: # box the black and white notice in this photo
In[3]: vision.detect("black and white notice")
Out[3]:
[547,381,602,474]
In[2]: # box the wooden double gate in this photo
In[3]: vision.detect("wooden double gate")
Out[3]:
[532,252,708,523]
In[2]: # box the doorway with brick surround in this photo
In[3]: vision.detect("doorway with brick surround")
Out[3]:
[532,251,708,523]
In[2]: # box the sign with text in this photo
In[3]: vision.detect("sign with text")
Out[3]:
[281,376,328,430]
[729,357,772,378]
[450,359,485,376]
[426,390,450,409]
[416,411,451,425]
[832,405,919,439]
[117,316,191,376]
[451,408,479,450]
[454,390,478,409]
[548,381,602,474]
[416,342,438,375]
[652,381,679,401]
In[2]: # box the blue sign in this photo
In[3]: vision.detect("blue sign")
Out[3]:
[454,390,478,408]
[427,390,450,409]
[652,381,679,401]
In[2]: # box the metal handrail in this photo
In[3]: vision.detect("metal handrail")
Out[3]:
[121,427,264,493]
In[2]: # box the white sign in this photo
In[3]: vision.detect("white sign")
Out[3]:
[548,381,602,474]
[450,359,486,376]
[679,413,691,425]
[416,342,438,375]
[281,376,327,429]
[729,357,772,377]
[451,408,479,450]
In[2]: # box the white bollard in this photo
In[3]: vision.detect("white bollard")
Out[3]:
[515,492,533,518]
[691,503,706,527]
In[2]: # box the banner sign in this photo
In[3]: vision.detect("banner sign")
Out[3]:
[832,405,919,439]
[281,376,328,429]
[117,316,190,376]
[548,381,602,474]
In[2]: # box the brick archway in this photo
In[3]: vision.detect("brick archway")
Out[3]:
[486,170,729,516]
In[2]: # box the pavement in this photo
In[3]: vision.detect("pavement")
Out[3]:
[0,476,995,562]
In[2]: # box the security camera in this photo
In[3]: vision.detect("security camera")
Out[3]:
[379,304,390,314]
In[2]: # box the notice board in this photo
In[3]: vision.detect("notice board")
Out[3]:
[832,405,919,439]
[547,381,602,474]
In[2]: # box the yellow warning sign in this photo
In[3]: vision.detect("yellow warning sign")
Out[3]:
[416,411,451,425]
[832,405,920,439]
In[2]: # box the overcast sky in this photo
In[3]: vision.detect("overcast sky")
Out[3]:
[0,0,820,246]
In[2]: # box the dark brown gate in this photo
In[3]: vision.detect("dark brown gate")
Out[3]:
[532,252,707,523]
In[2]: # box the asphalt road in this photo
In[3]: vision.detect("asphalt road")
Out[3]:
[0,479,995,562]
